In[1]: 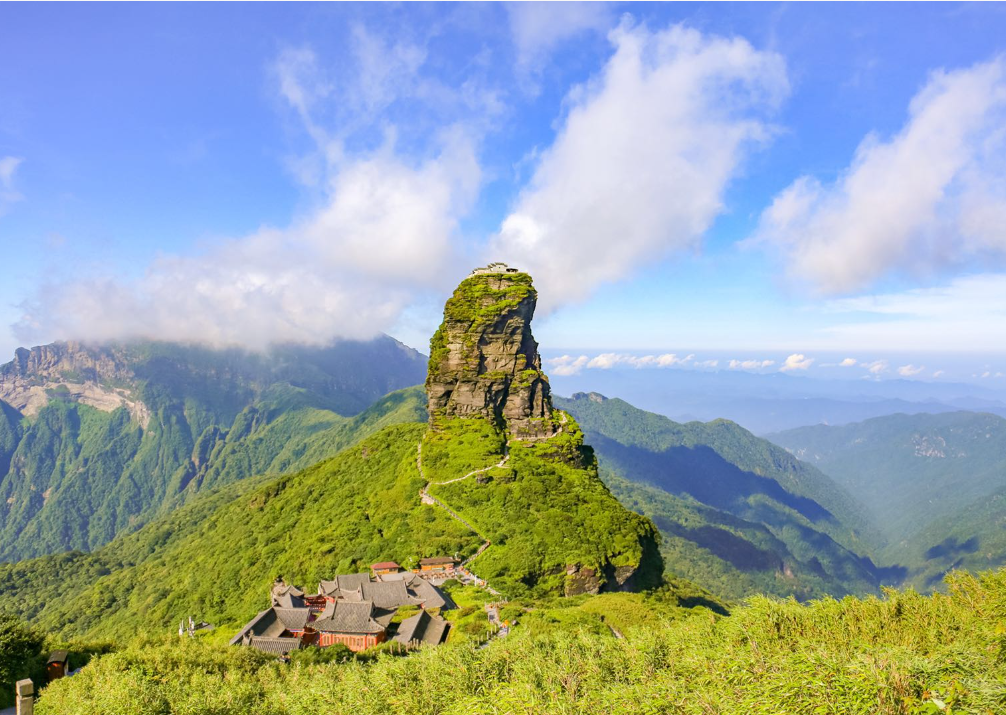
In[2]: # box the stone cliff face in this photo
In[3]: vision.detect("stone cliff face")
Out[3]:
[426,268,560,440]
[0,342,149,423]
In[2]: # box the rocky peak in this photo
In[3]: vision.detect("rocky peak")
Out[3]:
[426,266,560,441]
[571,392,608,403]
[0,342,146,422]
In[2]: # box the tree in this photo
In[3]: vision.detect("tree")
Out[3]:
[0,615,44,707]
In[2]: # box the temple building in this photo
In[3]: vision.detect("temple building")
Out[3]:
[231,572,453,654]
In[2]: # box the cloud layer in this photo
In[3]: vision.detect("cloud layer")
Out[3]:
[756,58,1006,294]
[16,19,790,350]
[491,20,787,311]
[16,40,483,349]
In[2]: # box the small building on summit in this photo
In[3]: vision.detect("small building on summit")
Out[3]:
[370,561,401,576]
[469,262,520,277]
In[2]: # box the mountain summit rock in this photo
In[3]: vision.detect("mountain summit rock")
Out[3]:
[425,264,560,441]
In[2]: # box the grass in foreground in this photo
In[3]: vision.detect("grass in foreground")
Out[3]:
[34,570,1006,714]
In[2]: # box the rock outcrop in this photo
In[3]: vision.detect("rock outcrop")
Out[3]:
[426,266,560,440]
[0,342,150,423]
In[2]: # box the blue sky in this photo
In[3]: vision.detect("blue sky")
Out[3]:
[2,2,1006,385]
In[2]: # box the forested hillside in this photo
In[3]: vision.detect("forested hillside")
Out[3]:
[768,411,1006,551]
[0,337,426,561]
[555,392,897,599]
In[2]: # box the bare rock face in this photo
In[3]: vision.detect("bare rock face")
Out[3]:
[426,267,560,440]
[0,342,150,424]
[564,564,602,597]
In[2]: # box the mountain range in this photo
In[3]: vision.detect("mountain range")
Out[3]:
[768,411,1006,588]
[2,267,1006,714]
[548,367,1006,434]
[0,337,426,562]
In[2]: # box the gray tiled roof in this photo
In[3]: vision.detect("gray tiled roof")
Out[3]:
[247,636,302,655]
[319,573,371,599]
[393,610,450,647]
[230,608,276,645]
[274,608,311,630]
[273,591,306,609]
[272,583,305,597]
[310,601,384,634]
[231,606,311,646]
[407,577,453,610]
[373,607,396,628]
[362,580,420,609]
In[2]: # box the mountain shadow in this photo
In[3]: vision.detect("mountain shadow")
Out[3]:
[925,536,980,561]
[589,434,836,525]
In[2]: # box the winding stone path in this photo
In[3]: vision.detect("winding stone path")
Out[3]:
[417,442,502,596]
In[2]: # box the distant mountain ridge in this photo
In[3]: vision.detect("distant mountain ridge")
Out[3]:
[767,411,1006,585]
[555,392,898,600]
[0,336,427,561]
[547,367,1006,434]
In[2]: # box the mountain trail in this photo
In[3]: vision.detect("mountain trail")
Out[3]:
[417,441,501,596]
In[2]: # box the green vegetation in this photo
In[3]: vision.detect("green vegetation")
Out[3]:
[425,270,536,414]
[555,393,893,599]
[901,485,1006,590]
[768,411,1006,553]
[0,424,476,641]
[0,407,660,640]
[605,469,856,601]
[424,412,662,597]
[0,616,44,708]
[31,569,1006,714]
[0,337,426,562]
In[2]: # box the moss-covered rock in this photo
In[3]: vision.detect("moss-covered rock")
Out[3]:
[425,267,559,441]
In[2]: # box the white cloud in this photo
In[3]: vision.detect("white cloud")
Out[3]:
[0,156,23,216]
[754,58,1006,294]
[897,364,925,376]
[728,359,776,370]
[696,359,719,368]
[587,352,694,370]
[15,40,483,350]
[780,353,814,372]
[820,273,1006,351]
[863,360,889,375]
[933,370,945,378]
[545,351,694,375]
[547,354,590,376]
[490,20,787,312]
[507,3,612,76]
[839,357,857,367]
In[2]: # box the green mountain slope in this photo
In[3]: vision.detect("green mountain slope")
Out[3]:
[0,423,470,640]
[767,411,1006,552]
[0,337,426,561]
[0,267,662,640]
[554,392,895,598]
[899,485,1006,589]
[0,413,662,642]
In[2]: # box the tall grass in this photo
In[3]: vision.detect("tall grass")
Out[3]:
[36,570,1006,714]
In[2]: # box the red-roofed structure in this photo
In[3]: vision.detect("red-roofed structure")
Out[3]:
[370,561,401,575]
